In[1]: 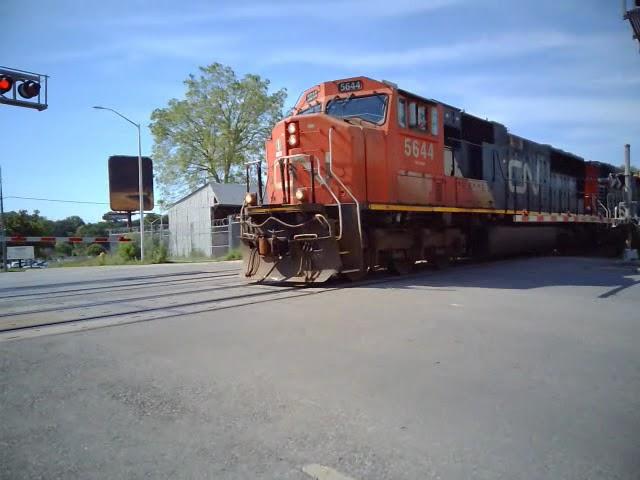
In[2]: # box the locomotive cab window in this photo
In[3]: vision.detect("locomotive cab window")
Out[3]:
[397,98,406,127]
[430,106,438,135]
[297,104,321,115]
[326,94,388,125]
[409,102,417,128]
[404,98,433,134]
[417,105,427,131]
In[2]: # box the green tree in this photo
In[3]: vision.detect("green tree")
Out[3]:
[4,210,53,236]
[76,221,124,236]
[52,216,85,236]
[150,63,286,200]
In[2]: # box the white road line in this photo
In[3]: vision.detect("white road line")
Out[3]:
[302,464,359,480]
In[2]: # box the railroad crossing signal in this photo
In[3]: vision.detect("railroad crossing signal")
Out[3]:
[0,66,48,111]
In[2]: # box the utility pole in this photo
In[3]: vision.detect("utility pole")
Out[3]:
[622,144,638,261]
[0,165,7,272]
[624,144,633,217]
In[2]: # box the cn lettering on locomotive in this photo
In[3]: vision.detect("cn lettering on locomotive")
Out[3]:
[240,77,635,283]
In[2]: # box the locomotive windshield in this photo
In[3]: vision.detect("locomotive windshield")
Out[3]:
[297,104,321,115]
[326,94,387,125]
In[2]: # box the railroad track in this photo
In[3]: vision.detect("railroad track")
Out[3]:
[0,257,541,341]
[0,262,452,340]
[0,270,240,301]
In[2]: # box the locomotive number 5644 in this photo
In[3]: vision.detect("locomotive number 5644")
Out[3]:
[403,138,434,160]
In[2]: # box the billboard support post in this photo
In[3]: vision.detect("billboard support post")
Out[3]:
[93,106,151,261]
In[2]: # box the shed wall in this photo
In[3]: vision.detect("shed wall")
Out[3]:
[168,186,214,257]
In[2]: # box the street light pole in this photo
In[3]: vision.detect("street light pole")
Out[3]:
[93,106,145,261]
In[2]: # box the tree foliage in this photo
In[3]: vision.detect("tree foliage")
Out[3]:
[76,221,124,236]
[150,63,286,201]
[2,210,124,238]
[52,216,85,236]
[4,210,52,236]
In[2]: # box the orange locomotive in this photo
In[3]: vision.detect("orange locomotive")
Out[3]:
[240,77,626,282]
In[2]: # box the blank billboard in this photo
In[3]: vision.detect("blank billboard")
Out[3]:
[108,156,154,212]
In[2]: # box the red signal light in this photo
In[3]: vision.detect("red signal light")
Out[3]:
[18,80,40,99]
[0,75,12,94]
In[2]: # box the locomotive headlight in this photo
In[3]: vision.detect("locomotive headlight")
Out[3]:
[295,188,307,202]
[285,121,299,148]
[245,192,257,205]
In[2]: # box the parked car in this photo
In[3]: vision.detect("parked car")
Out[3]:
[22,260,49,269]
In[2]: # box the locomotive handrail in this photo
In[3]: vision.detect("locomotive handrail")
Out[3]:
[266,153,344,241]
[328,127,364,248]
[309,155,344,240]
[597,200,610,218]
[244,159,264,205]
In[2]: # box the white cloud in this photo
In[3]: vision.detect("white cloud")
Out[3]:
[465,91,640,128]
[263,31,606,68]
[94,0,465,27]
[44,33,238,64]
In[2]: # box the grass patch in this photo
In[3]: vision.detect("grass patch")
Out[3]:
[222,249,243,261]
[50,247,244,268]
[169,249,243,263]
[167,256,216,263]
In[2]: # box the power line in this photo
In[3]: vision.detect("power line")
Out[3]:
[4,196,109,205]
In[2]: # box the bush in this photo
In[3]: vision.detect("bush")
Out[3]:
[72,244,88,256]
[143,235,169,264]
[54,242,73,257]
[86,243,106,257]
[151,242,168,263]
[118,241,140,261]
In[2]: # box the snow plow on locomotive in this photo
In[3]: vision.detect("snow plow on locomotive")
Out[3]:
[240,77,638,283]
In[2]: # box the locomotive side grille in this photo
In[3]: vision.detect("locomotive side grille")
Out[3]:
[435,182,443,203]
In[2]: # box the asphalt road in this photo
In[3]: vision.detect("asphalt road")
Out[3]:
[1,257,639,479]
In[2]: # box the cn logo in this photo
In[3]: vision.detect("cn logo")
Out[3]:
[508,159,540,195]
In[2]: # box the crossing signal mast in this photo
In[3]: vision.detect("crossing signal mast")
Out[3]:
[0,66,48,111]
[623,0,640,51]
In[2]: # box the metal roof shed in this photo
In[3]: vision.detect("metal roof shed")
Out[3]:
[167,183,245,258]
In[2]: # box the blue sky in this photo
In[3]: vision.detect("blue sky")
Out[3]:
[2,0,639,222]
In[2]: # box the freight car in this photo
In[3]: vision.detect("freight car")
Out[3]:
[240,77,637,282]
